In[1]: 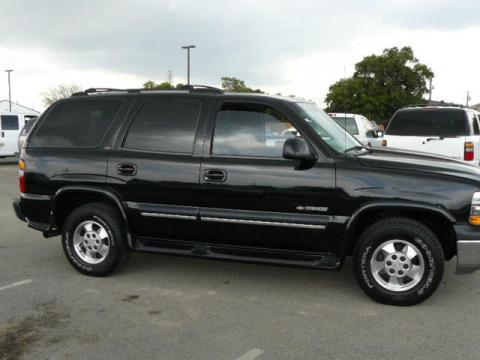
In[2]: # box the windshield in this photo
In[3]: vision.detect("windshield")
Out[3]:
[386,109,467,137]
[294,103,361,153]
[332,117,359,135]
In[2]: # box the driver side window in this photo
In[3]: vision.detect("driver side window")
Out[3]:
[212,103,300,158]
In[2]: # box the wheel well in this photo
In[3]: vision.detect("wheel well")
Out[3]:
[347,209,456,260]
[53,191,125,232]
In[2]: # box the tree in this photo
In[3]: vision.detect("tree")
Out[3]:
[325,47,434,123]
[41,84,82,107]
[221,77,263,93]
[143,80,175,90]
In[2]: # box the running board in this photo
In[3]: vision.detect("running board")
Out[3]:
[134,237,341,269]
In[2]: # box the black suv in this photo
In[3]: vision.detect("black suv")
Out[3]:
[13,86,480,305]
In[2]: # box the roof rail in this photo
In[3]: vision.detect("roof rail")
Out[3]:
[71,85,223,97]
[176,84,224,93]
[404,102,465,109]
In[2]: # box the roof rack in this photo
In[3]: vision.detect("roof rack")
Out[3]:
[176,84,223,93]
[404,102,465,109]
[71,85,223,97]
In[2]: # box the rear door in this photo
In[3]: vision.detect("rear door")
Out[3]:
[198,100,335,253]
[384,108,467,160]
[107,95,209,242]
[0,114,20,156]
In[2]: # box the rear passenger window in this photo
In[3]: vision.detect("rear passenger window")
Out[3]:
[30,100,122,148]
[212,103,300,158]
[124,99,201,154]
[1,115,19,130]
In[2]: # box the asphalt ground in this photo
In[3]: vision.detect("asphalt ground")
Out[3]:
[1,162,480,360]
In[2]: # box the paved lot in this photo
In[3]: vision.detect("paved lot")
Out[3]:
[1,163,480,360]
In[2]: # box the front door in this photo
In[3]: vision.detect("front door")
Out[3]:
[107,95,209,241]
[199,101,335,253]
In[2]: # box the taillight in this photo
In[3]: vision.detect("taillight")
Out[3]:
[381,139,387,147]
[19,159,26,193]
[464,142,474,161]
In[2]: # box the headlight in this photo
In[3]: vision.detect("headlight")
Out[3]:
[469,192,480,225]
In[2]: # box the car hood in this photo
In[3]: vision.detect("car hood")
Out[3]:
[356,148,480,183]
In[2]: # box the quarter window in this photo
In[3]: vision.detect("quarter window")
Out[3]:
[1,115,19,130]
[30,100,122,148]
[473,115,480,135]
[212,103,300,158]
[475,115,480,135]
[124,99,201,154]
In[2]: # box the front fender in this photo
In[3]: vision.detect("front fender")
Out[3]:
[341,201,456,256]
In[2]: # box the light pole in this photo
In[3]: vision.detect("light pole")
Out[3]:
[5,69,13,112]
[181,45,195,85]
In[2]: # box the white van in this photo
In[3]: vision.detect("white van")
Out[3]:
[381,106,480,164]
[0,112,39,157]
[329,113,378,146]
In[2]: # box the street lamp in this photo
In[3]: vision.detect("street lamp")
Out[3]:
[181,45,196,85]
[5,69,13,112]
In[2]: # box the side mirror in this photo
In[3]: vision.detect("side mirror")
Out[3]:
[283,138,317,161]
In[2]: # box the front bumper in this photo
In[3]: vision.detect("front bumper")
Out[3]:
[456,241,480,274]
[455,224,480,274]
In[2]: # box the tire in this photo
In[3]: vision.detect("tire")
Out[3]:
[353,217,444,306]
[62,203,128,276]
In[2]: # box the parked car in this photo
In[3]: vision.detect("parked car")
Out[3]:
[18,116,38,152]
[13,86,480,305]
[0,112,38,157]
[329,113,378,146]
[381,106,480,164]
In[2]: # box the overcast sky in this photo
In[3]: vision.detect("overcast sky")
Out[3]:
[0,0,479,111]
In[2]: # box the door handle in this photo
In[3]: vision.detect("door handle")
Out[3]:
[117,163,137,176]
[1,132,4,138]
[203,169,227,182]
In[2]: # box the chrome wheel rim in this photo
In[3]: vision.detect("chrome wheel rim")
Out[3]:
[73,220,110,265]
[370,239,425,292]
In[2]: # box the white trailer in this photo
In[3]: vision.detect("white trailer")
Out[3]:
[0,101,40,157]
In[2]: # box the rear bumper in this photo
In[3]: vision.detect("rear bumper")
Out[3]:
[13,199,26,222]
[13,195,54,235]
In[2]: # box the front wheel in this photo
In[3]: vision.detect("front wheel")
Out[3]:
[353,217,444,306]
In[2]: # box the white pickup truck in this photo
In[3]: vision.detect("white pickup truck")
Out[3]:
[380,106,480,165]
[329,113,378,146]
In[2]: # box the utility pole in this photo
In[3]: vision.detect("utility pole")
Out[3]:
[167,70,173,85]
[181,45,195,85]
[5,69,13,112]
[466,91,471,107]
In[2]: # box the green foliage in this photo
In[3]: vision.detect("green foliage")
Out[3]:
[143,81,175,90]
[221,77,263,93]
[325,46,434,123]
[41,84,82,107]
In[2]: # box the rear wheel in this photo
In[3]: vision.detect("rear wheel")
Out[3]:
[62,203,128,276]
[353,217,444,306]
